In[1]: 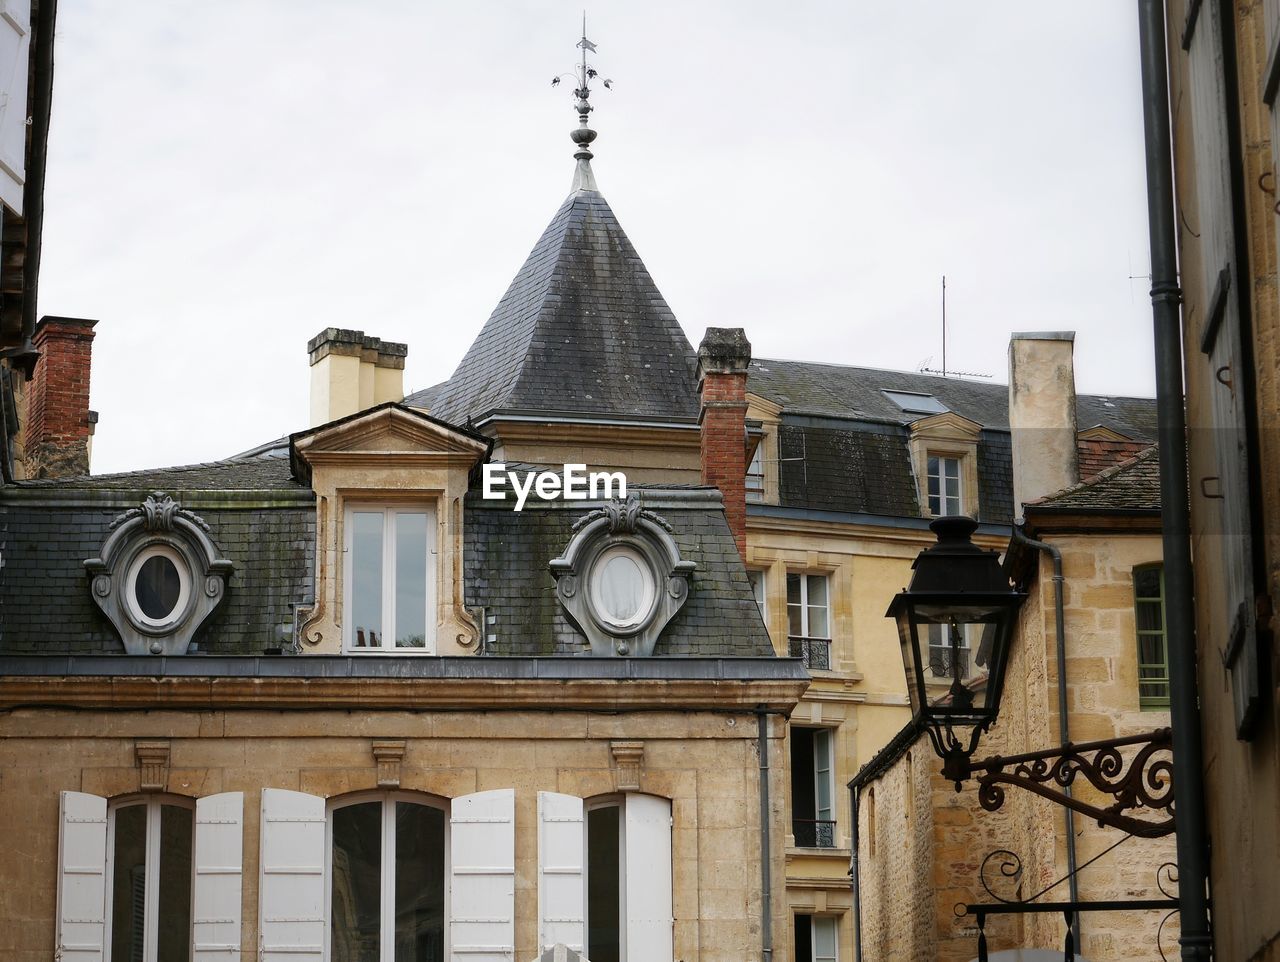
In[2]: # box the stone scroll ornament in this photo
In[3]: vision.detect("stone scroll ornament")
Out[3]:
[85,493,234,655]
[550,495,696,656]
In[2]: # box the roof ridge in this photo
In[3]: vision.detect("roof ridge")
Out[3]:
[1027,443,1160,506]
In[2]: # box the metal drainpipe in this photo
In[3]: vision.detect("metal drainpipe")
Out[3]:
[1011,524,1080,946]
[1136,1,1214,956]
[757,709,774,962]
[848,783,863,962]
[19,0,57,361]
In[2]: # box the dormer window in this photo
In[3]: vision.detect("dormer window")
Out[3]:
[345,505,435,652]
[926,455,963,516]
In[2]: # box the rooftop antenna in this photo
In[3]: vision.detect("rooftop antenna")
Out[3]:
[551,13,613,192]
[918,275,994,379]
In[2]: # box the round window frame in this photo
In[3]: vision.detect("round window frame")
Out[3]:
[123,541,193,634]
[584,540,660,637]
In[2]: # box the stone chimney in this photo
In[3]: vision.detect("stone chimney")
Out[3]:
[25,316,98,479]
[1008,332,1079,515]
[697,327,752,559]
[308,328,407,426]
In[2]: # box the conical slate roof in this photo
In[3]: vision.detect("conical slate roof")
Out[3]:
[427,184,700,426]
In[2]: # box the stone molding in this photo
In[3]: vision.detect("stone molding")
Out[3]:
[372,740,407,787]
[610,740,645,791]
[135,739,170,792]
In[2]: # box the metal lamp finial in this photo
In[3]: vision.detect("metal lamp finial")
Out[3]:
[550,16,612,191]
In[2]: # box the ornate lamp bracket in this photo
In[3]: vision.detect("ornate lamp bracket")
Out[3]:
[969,728,1175,838]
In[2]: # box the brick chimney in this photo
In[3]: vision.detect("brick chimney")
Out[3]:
[308,328,408,426]
[25,316,98,479]
[697,327,752,558]
[1008,331,1079,515]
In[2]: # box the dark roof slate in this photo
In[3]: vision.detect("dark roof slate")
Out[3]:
[776,423,921,519]
[748,358,1157,439]
[1029,444,1161,512]
[429,188,700,426]
[464,490,773,657]
[11,450,304,492]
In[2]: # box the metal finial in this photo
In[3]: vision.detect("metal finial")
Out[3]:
[550,15,612,191]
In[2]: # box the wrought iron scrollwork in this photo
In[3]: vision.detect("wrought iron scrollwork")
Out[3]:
[971,728,1175,838]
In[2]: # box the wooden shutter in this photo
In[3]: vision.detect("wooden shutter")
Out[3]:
[624,794,673,962]
[537,791,584,953]
[0,0,27,214]
[450,789,515,961]
[258,789,325,962]
[1186,0,1262,738]
[56,791,108,962]
[193,792,243,960]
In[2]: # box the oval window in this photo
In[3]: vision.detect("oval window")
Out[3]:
[590,545,655,631]
[126,545,190,627]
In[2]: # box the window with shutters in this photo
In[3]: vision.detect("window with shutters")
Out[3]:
[326,793,447,962]
[575,794,673,962]
[105,796,195,962]
[789,727,836,849]
[794,913,839,962]
[343,505,436,653]
[1133,565,1171,710]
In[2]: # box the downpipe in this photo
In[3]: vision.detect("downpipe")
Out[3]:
[758,708,774,962]
[1011,524,1080,947]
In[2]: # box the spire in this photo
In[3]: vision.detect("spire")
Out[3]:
[551,16,612,192]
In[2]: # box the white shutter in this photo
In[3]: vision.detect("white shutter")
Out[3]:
[193,792,243,960]
[537,792,584,953]
[450,789,515,961]
[258,789,325,962]
[624,794,673,962]
[0,0,28,214]
[56,791,108,962]
[814,729,833,824]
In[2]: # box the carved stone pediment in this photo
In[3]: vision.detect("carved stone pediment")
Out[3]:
[84,493,234,655]
[550,496,696,657]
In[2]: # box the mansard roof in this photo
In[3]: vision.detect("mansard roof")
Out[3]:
[426,187,700,426]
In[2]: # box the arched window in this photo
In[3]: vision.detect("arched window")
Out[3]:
[105,795,195,962]
[327,792,448,962]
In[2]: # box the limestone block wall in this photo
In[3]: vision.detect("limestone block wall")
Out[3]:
[0,706,790,962]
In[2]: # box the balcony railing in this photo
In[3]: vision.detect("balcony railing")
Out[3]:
[792,818,837,848]
[928,644,970,680]
[789,636,831,671]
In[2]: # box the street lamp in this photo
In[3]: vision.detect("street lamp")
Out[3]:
[887,516,1025,788]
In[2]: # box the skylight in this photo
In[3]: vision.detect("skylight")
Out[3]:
[882,390,950,415]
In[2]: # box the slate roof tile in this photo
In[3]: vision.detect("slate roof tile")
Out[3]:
[1029,444,1161,511]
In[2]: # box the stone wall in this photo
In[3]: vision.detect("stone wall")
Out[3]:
[0,705,791,962]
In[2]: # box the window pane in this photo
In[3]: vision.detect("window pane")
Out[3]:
[395,513,429,648]
[332,802,382,962]
[1136,600,1163,634]
[157,805,193,962]
[806,575,828,608]
[807,606,829,639]
[788,604,804,637]
[351,512,384,648]
[136,555,181,621]
[598,552,646,622]
[587,806,621,962]
[814,916,838,962]
[787,573,802,606]
[795,913,813,962]
[394,802,445,962]
[749,570,766,615]
[110,804,147,962]
[1134,566,1162,599]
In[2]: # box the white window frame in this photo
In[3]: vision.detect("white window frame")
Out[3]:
[926,622,974,682]
[787,573,830,640]
[342,503,437,654]
[802,914,839,962]
[581,794,673,962]
[104,794,196,962]
[324,791,451,962]
[926,454,963,516]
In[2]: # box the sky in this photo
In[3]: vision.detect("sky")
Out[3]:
[38,1,1157,475]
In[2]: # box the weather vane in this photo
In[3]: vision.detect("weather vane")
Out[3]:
[551,14,613,174]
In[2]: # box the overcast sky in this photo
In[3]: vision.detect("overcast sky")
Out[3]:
[39,1,1156,475]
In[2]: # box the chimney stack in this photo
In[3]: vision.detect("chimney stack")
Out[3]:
[308,328,407,426]
[25,316,97,479]
[1008,332,1079,515]
[697,327,752,559]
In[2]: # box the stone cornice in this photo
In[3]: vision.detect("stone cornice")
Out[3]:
[0,656,809,712]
